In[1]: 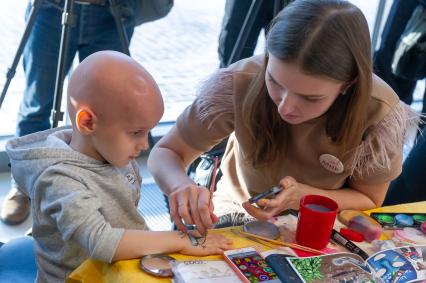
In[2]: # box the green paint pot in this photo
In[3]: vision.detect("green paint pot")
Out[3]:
[376,214,395,224]
[413,214,426,224]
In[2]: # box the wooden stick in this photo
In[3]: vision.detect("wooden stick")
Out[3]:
[251,237,278,249]
[209,156,219,199]
[232,229,326,255]
[230,229,277,249]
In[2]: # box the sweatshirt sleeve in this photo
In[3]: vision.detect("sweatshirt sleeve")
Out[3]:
[37,169,124,263]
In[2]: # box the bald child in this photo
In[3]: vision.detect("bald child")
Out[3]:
[6,51,232,283]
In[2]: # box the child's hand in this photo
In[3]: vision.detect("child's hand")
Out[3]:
[180,233,233,256]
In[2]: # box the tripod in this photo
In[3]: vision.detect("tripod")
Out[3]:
[226,0,291,67]
[0,0,146,136]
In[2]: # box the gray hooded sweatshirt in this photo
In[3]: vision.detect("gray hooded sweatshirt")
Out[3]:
[6,127,147,283]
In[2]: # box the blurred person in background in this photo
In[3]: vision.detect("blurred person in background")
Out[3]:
[218,0,275,68]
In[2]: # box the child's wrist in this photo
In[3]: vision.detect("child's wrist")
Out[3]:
[177,231,190,251]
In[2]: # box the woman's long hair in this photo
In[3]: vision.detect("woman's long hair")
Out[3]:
[242,0,372,167]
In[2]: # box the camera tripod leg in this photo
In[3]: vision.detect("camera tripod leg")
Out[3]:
[0,0,43,110]
[51,0,76,128]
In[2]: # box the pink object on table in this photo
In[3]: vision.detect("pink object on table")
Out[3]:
[421,221,426,234]
[393,227,426,244]
[347,215,382,242]
[295,195,338,250]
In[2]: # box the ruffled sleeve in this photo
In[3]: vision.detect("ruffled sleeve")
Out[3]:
[176,68,235,152]
[348,101,420,185]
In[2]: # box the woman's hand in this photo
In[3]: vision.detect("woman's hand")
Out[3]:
[180,233,233,256]
[242,176,303,220]
[169,184,218,236]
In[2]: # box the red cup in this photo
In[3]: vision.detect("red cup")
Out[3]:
[295,194,338,250]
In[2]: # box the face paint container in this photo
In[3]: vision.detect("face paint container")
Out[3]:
[347,215,383,242]
[413,214,426,225]
[421,221,426,234]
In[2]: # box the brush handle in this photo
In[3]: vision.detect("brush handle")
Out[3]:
[236,229,326,255]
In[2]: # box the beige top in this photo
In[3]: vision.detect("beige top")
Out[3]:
[176,55,417,215]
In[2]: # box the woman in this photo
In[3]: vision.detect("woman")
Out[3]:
[148,0,418,235]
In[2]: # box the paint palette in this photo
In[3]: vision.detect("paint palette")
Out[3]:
[370,212,426,229]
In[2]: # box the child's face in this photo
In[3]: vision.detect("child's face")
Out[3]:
[265,55,343,125]
[90,102,162,168]
[92,122,149,167]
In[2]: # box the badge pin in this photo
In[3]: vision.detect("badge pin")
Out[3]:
[319,154,344,174]
[126,173,136,184]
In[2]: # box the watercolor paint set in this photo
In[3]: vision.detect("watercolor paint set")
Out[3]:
[370,212,426,229]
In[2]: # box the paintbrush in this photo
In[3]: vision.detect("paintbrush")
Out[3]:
[231,229,326,255]
[230,229,278,249]
[209,156,219,202]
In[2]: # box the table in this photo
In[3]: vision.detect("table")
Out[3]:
[67,201,426,283]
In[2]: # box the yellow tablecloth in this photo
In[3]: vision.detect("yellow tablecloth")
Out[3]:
[67,201,426,283]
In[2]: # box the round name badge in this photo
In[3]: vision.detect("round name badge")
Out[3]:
[319,154,344,174]
[126,173,136,184]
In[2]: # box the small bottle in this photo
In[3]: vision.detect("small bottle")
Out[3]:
[347,215,383,242]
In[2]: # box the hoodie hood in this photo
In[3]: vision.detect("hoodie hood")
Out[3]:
[6,126,105,196]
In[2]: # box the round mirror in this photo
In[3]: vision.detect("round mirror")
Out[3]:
[140,254,175,277]
[243,220,280,239]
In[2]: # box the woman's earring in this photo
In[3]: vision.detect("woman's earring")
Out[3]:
[341,78,357,96]
[340,85,351,96]
[341,85,351,95]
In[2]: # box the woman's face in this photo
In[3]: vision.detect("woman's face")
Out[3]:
[265,55,345,125]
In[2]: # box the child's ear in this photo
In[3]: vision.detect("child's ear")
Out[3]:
[75,109,97,134]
